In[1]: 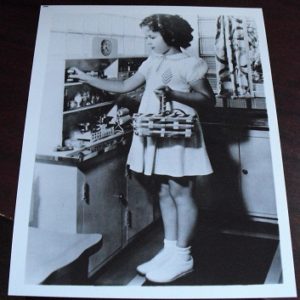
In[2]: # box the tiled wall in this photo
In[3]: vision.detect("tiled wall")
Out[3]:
[50,13,147,58]
[36,13,202,154]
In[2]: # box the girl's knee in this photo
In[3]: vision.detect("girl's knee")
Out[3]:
[169,178,191,195]
[159,183,171,200]
[169,178,195,204]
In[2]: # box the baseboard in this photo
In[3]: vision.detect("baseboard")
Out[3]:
[197,208,279,239]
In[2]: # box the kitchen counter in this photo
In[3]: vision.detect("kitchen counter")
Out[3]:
[200,108,269,131]
[36,130,132,165]
[36,108,268,165]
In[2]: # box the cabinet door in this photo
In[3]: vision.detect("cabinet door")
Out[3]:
[239,131,277,218]
[126,175,154,241]
[80,149,127,274]
[195,127,241,213]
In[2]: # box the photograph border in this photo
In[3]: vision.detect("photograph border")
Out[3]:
[8,5,297,299]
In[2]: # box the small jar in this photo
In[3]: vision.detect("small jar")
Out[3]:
[74,92,82,108]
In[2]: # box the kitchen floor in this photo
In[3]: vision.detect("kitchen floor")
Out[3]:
[91,215,280,286]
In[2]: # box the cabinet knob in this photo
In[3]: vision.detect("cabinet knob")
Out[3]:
[242,169,249,175]
[78,152,84,163]
[113,193,128,206]
[119,193,128,206]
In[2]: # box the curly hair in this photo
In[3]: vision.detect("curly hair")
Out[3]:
[140,14,194,49]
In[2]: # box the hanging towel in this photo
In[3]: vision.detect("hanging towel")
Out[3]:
[215,16,252,97]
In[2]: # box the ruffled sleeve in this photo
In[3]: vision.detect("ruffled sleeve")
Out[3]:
[184,57,208,84]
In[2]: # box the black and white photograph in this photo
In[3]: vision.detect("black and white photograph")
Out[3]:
[8,5,296,299]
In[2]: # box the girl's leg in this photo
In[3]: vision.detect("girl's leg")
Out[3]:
[157,177,177,241]
[169,177,197,247]
[145,177,196,283]
[136,175,178,275]
[132,172,177,240]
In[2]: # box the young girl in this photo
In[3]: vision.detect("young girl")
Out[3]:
[69,14,215,283]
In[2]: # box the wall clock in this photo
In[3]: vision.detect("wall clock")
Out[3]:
[100,39,113,56]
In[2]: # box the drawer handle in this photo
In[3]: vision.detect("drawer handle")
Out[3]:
[83,183,90,204]
[242,169,248,175]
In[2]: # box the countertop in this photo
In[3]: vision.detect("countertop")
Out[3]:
[201,107,269,130]
[36,130,131,165]
[36,109,268,165]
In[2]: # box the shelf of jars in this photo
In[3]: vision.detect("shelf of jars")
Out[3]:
[63,100,115,115]
[63,77,117,114]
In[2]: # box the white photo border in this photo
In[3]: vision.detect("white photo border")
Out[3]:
[8,5,297,299]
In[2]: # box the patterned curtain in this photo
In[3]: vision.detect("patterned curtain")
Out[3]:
[215,16,253,97]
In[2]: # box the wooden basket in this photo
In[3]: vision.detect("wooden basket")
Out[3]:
[132,111,198,138]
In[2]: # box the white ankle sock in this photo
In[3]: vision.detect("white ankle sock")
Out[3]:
[164,239,177,249]
[175,245,192,261]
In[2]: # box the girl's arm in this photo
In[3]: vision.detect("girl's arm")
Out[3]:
[156,78,216,109]
[68,67,145,93]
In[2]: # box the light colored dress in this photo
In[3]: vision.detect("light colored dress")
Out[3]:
[127,52,213,177]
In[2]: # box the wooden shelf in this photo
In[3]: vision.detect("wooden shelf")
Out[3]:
[64,81,83,87]
[63,101,115,114]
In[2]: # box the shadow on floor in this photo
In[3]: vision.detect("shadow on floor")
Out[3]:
[92,219,278,286]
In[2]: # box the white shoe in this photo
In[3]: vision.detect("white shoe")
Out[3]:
[146,247,194,283]
[137,249,172,275]
[137,239,177,275]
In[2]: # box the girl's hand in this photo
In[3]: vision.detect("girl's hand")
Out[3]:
[154,85,174,101]
[67,67,91,82]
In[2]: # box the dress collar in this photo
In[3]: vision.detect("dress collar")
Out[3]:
[151,51,188,60]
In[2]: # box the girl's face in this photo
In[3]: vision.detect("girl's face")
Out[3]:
[142,26,170,54]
